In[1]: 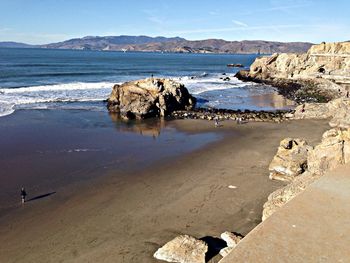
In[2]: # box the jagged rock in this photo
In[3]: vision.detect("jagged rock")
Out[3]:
[262,171,320,221]
[107,78,196,119]
[268,138,311,182]
[263,127,350,221]
[220,232,242,248]
[236,42,350,103]
[307,128,350,175]
[153,235,208,263]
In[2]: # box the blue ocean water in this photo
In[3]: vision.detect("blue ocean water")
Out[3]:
[0,48,294,116]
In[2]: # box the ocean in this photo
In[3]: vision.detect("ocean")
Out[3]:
[0,48,294,117]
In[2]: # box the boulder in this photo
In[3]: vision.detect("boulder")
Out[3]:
[263,127,350,220]
[107,78,196,119]
[153,235,208,263]
[268,138,311,182]
[220,232,242,248]
[307,128,350,175]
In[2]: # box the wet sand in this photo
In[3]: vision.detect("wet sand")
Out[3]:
[0,112,330,263]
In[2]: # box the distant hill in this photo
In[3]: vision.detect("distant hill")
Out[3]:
[0,41,36,48]
[1,36,313,54]
[127,39,313,54]
[40,35,186,50]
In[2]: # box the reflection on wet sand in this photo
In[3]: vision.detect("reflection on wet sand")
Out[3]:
[109,113,166,138]
[250,93,296,110]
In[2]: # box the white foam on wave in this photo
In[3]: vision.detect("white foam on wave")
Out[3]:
[0,101,15,117]
[0,82,118,116]
[0,75,256,117]
[174,74,249,95]
[0,82,118,94]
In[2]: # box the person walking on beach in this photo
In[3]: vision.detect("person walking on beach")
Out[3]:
[215,118,220,127]
[21,187,27,204]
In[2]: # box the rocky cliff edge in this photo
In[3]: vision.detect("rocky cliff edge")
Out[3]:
[236,41,350,103]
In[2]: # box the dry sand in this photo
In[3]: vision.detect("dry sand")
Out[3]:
[0,119,330,263]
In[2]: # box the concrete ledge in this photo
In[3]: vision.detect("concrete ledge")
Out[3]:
[220,164,350,263]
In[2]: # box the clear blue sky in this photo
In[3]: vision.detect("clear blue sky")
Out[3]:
[0,0,348,44]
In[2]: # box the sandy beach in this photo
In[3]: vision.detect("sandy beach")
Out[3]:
[0,112,330,263]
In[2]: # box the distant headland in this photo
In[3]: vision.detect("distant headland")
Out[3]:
[0,35,312,54]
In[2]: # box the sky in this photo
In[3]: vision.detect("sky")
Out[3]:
[0,0,349,44]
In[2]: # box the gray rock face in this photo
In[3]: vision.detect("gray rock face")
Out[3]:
[269,138,311,182]
[153,235,208,263]
[107,78,196,119]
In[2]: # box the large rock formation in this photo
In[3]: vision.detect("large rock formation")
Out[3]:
[153,235,208,263]
[308,128,350,175]
[236,42,350,103]
[263,127,350,221]
[107,78,196,119]
[268,138,311,182]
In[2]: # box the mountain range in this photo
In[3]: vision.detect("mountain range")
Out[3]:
[0,35,313,54]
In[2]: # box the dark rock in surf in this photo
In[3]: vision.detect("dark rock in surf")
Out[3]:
[107,78,196,119]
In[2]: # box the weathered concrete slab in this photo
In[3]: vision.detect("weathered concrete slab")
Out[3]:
[220,164,350,263]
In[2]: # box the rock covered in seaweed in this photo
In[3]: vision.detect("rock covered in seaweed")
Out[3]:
[107,78,196,119]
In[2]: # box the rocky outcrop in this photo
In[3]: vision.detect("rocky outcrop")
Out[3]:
[263,127,350,220]
[153,235,207,263]
[107,78,195,119]
[268,138,311,182]
[308,128,350,175]
[293,98,350,128]
[236,42,350,103]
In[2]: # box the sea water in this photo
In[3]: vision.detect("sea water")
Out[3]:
[0,48,294,117]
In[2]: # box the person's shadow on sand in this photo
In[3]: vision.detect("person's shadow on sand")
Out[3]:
[27,192,56,202]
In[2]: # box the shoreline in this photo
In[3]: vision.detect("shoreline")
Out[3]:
[0,114,330,262]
